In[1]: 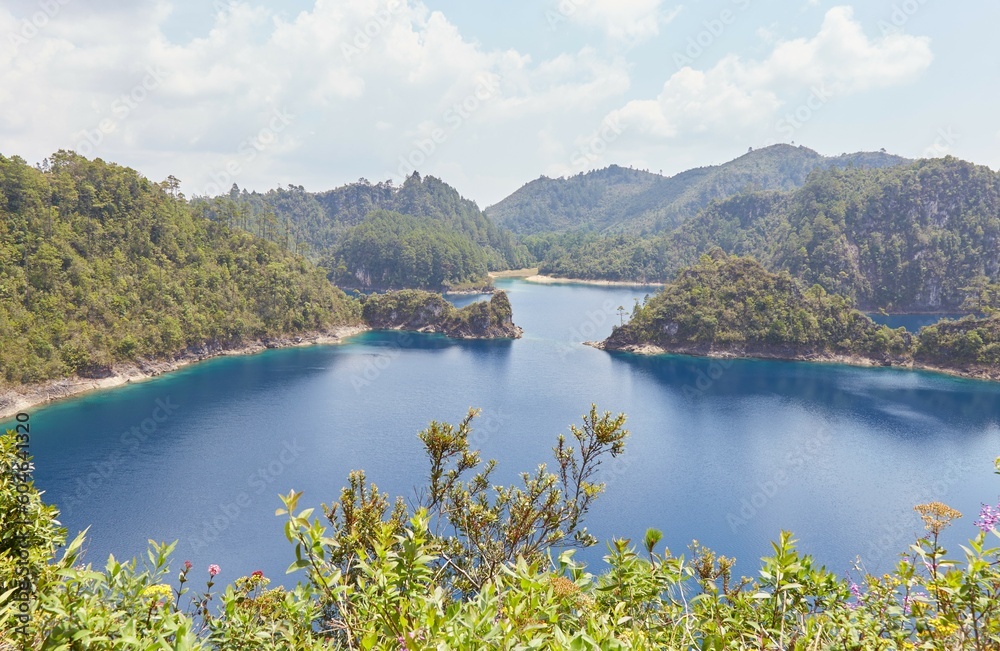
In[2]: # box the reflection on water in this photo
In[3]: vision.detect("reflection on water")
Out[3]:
[13,279,1000,588]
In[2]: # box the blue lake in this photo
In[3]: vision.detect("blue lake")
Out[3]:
[867,313,967,332]
[9,279,1000,586]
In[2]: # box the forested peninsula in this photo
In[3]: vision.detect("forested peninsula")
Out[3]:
[594,252,1000,381]
[0,153,522,418]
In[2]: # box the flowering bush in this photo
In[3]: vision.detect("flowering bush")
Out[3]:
[2,415,999,649]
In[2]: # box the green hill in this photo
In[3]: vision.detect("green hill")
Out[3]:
[534,157,1000,312]
[487,144,908,235]
[600,252,911,363]
[332,210,492,291]
[0,152,361,387]
[196,173,533,285]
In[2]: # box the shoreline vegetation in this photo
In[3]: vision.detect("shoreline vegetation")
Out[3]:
[0,326,370,421]
[583,340,1000,383]
[593,252,1000,384]
[0,288,526,421]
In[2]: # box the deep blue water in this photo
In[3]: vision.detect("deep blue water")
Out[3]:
[867,313,966,332]
[8,279,1000,589]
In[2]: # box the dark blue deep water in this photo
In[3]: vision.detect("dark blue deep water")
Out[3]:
[9,279,1000,587]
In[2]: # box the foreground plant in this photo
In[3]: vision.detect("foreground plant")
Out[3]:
[2,414,1000,649]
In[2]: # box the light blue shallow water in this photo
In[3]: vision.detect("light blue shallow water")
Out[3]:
[9,279,1000,586]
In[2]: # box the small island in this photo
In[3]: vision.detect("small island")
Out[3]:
[361,289,523,339]
[591,252,1000,381]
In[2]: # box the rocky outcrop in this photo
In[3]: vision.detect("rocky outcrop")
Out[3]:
[361,290,522,339]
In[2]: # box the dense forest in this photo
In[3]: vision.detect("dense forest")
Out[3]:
[602,252,912,362]
[332,211,492,291]
[532,157,1000,312]
[361,289,521,338]
[487,144,907,234]
[600,251,1000,381]
[194,172,533,290]
[0,152,361,387]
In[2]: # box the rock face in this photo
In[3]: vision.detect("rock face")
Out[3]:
[361,290,523,339]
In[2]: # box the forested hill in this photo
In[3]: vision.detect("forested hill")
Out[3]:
[331,210,493,292]
[534,157,1000,312]
[0,152,361,387]
[600,251,1000,380]
[600,252,911,363]
[486,144,908,235]
[197,172,533,279]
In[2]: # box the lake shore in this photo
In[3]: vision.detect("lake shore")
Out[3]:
[522,275,664,288]
[0,325,370,421]
[488,268,539,279]
[583,341,1000,383]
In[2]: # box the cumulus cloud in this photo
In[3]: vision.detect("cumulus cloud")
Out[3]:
[552,0,680,44]
[609,6,933,140]
[0,0,631,202]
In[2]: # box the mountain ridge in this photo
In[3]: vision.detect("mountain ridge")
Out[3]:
[486,144,909,234]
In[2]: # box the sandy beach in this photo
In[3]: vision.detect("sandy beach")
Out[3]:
[522,275,664,288]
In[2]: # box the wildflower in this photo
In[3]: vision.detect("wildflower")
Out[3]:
[549,575,580,599]
[208,564,221,577]
[184,560,193,572]
[904,591,928,615]
[914,502,962,535]
[974,503,1000,532]
[849,582,863,600]
[141,583,174,608]
[252,570,264,578]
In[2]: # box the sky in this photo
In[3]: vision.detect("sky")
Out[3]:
[1,0,997,207]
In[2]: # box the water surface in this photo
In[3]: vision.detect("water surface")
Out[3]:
[13,279,1000,586]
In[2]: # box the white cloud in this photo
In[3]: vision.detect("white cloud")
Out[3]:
[0,0,631,202]
[560,0,680,44]
[609,5,932,140]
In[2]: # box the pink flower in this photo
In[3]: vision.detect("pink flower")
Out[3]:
[252,570,264,578]
[208,564,220,577]
[184,560,193,572]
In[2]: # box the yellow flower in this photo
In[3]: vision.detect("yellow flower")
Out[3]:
[141,583,174,607]
[914,502,962,535]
